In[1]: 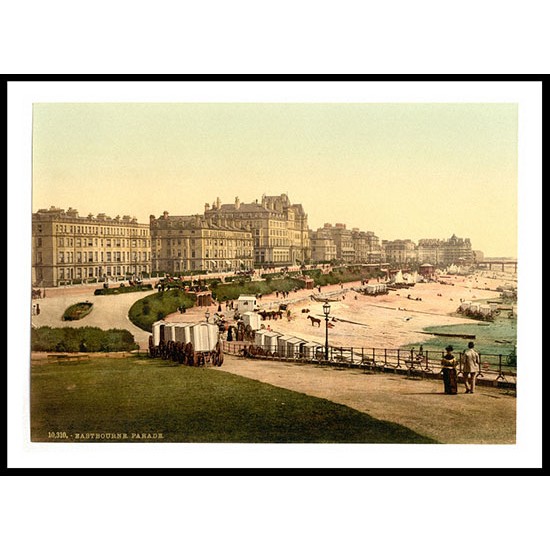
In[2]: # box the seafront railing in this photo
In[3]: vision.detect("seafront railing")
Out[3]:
[221,341,517,384]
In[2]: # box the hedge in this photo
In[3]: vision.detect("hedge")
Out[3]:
[94,284,153,296]
[31,326,138,352]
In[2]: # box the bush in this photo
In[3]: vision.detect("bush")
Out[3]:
[62,302,93,321]
[94,284,153,296]
[31,326,138,352]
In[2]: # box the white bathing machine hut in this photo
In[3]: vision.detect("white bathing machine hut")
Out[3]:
[189,322,220,352]
[286,336,308,359]
[237,295,258,313]
[364,283,387,295]
[277,334,295,358]
[152,320,164,346]
[303,341,324,360]
[479,304,493,316]
[173,323,193,344]
[242,311,261,331]
[151,321,195,346]
[254,329,269,348]
[263,331,282,353]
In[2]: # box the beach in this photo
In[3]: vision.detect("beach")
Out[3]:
[32,269,517,353]
[166,270,517,352]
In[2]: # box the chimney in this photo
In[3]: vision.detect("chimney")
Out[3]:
[235,196,240,209]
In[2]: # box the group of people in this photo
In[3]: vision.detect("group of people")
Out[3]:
[440,341,481,394]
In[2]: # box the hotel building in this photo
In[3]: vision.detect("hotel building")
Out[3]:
[149,212,254,274]
[32,206,151,287]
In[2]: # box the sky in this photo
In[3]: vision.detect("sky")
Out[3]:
[32,102,518,257]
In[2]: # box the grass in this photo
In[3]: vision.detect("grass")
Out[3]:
[213,277,305,302]
[128,289,196,332]
[62,302,93,321]
[30,356,437,443]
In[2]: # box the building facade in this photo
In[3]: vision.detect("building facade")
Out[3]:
[203,194,310,267]
[351,228,383,264]
[441,234,474,265]
[149,212,254,274]
[382,239,417,266]
[417,235,474,266]
[417,238,443,265]
[32,207,151,287]
[309,225,337,263]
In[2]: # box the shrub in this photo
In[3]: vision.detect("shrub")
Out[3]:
[94,284,153,296]
[62,302,93,321]
[31,326,138,352]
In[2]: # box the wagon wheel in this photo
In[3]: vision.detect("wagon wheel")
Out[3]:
[185,342,194,366]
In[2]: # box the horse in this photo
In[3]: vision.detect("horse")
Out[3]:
[307,315,321,327]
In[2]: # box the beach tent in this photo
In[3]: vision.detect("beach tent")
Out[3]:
[393,270,404,284]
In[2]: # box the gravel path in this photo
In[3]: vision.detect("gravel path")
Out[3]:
[31,287,156,349]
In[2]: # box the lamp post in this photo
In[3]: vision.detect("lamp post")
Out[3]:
[205,310,210,324]
[323,300,331,361]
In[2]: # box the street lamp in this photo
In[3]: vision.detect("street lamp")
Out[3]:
[205,310,210,323]
[323,300,331,361]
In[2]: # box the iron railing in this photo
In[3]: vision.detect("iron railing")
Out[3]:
[221,341,517,383]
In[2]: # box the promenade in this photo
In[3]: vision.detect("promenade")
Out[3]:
[218,355,516,444]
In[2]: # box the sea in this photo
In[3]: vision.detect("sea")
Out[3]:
[409,315,517,364]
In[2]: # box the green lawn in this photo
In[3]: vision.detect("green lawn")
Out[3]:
[31,356,437,443]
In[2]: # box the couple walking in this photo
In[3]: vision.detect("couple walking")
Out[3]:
[441,341,480,394]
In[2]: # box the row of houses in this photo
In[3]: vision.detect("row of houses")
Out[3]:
[32,194,476,287]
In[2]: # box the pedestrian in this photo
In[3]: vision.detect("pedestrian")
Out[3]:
[440,345,457,394]
[36,303,40,315]
[461,341,480,393]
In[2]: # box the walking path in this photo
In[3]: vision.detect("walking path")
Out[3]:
[31,286,156,349]
[219,355,516,444]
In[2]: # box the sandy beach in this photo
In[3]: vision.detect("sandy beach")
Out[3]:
[31,269,517,353]
[166,270,517,351]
